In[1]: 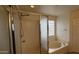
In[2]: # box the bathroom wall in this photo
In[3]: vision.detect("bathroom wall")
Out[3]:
[56,13,70,44]
[69,9,79,52]
[0,6,10,53]
[20,14,40,54]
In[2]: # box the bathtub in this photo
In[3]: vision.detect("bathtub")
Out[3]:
[49,41,68,54]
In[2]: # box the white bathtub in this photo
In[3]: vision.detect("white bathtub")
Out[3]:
[49,42,68,54]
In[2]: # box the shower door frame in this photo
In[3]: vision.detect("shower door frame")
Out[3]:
[4,5,15,54]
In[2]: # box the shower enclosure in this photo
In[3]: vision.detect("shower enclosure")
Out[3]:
[0,6,57,54]
[8,6,49,54]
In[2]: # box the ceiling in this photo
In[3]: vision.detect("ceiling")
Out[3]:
[16,5,79,16]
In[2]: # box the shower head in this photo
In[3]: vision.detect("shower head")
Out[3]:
[21,13,30,16]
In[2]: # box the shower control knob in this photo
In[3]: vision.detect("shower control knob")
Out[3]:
[22,40,26,43]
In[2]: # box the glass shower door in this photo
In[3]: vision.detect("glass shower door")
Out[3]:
[40,16,48,54]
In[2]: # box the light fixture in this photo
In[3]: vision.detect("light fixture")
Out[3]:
[30,5,35,8]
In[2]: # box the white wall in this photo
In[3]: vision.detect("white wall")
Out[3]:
[56,13,70,44]
[0,6,10,53]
